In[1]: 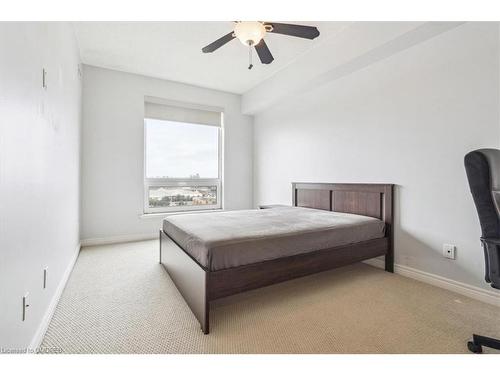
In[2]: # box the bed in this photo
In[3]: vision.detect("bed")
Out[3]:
[159,182,394,334]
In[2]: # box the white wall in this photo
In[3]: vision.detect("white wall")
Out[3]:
[81,66,253,242]
[0,23,82,349]
[253,23,500,292]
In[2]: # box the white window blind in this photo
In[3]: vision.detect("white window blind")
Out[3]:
[144,101,221,127]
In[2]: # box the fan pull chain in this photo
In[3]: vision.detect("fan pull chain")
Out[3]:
[248,44,253,70]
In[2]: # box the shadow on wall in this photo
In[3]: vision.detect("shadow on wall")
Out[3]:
[392,185,485,288]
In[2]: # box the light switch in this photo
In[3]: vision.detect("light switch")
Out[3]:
[22,293,29,321]
[43,267,48,289]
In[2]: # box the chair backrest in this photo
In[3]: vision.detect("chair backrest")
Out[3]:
[464,149,500,239]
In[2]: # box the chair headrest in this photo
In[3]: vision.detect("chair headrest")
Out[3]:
[464,149,500,238]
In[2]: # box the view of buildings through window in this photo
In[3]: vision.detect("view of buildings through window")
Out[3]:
[148,186,218,208]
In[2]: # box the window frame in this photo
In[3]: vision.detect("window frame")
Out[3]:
[143,115,223,214]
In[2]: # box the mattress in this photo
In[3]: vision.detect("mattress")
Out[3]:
[163,206,385,271]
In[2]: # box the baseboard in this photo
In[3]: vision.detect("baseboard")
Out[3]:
[363,258,500,307]
[29,242,81,350]
[80,233,157,247]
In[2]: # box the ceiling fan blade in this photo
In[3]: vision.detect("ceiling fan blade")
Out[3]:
[254,39,274,64]
[266,22,320,39]
[202,32,235,53]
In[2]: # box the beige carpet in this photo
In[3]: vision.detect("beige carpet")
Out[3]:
[41,240,500,354]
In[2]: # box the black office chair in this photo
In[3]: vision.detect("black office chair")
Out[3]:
[464,149,500,353]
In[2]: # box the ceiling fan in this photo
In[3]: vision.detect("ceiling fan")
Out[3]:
[202,21,320,69]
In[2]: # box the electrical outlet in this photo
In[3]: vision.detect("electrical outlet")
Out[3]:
[22,293,30,321]
[443,244,456,260]
[43,267,48,289]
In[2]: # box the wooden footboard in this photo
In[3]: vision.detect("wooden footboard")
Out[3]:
[159,230,209,334]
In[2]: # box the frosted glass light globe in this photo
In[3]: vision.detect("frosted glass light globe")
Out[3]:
[234,22,266,46]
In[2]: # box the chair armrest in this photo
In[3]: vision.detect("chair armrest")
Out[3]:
[480,237,500,289]
[481,237,500,245]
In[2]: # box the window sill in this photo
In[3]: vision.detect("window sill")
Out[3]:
[139,208,224,219]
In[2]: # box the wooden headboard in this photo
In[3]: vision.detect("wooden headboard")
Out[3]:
[292,182,394,240]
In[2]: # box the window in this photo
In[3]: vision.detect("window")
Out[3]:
[144,100,222,213]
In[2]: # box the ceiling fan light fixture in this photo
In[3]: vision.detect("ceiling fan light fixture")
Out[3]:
[201,22,319,68]
[234,21,266,46]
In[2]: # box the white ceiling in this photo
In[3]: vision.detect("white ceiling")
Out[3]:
[72,22,349,94]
